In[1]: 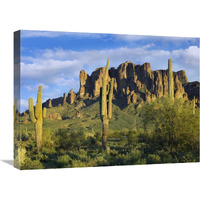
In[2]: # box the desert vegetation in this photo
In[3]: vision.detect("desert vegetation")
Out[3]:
[14,58,199,169]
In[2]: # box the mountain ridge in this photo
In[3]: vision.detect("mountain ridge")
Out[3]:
[42,60,199,110]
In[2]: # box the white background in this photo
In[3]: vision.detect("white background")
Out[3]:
[0,0,199,199]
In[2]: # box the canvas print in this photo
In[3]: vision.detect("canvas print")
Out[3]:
[14,30,199,170]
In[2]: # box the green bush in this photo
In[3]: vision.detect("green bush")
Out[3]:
[55,129,86,150]
[141,98,199,162]
[22,158,44,170]
[147,154,161,164]
[57,155,72,168]
[71,160,87,168]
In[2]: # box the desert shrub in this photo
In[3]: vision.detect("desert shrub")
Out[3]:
[85,155,108,167]
[21,133,29,141]
[135,158,147,165]
[114,153,129,165]
[110,130,122,138]
[155,150,177,163]
[33,153,49,162]
[70,149,90,162]
[82,131,102,148]
[55,129,86,150]
[126,130,140,147]
[67,151,79,160]
[22,158,44,170]
[95,156,108,166]
[147,154,161,164]
[110,149,119,156]
[57,155,72,168]
[43,129,55,149]
[125,149,143,165]
[71,160,87,168]
[140,98,199,163]
[42,146,56,154]
[14,147,44,170]
[178,152,198,163]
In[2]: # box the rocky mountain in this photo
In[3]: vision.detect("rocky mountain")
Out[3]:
[43,61,199,109]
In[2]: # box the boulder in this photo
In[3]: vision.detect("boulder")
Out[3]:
[46,113,62,120]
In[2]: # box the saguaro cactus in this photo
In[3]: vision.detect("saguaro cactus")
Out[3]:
[100,58,114,153]
[168,58,174,102]
[29,85,46,153]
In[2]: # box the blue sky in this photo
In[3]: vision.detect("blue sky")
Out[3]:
[19,30,199,112]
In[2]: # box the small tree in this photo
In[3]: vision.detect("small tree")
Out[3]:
[141,98,199,161]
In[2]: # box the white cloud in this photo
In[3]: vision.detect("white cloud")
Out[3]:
[172,46,199,69]
[19,44,199,113]
[20,99,28,113]
[170,46,199,81]
[24,83,49,92]
[21,44,199,92]
[21,59,81,84]
[43,88,62,102]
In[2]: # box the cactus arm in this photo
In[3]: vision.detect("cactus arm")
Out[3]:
[108,78,114,119]
[37,85,43,104]
[104,59,109,79]
[43,107,46,119]
[101,59,110,121]
[101,75,107,120]
[35,104,39,119]
[106,58,110,68]
[106,84,110,95]
[29,98,37,123]
[35,86,43,119]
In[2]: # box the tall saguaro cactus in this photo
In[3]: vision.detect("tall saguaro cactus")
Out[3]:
[168,58,174,102]
[29,85,46,153]
[100,58,114,153]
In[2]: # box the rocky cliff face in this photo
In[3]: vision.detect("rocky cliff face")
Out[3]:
[41,60,199,109]
[183,81,199,100]
[78,61,191,105]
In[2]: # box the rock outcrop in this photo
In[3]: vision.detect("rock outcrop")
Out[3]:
[41,60,199,109]
[67,89,76,104]
[77,61,190,105]
[79,70,90,98]
[46,113,62,120]
[63,93,67,105]
[183,81,199,101]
